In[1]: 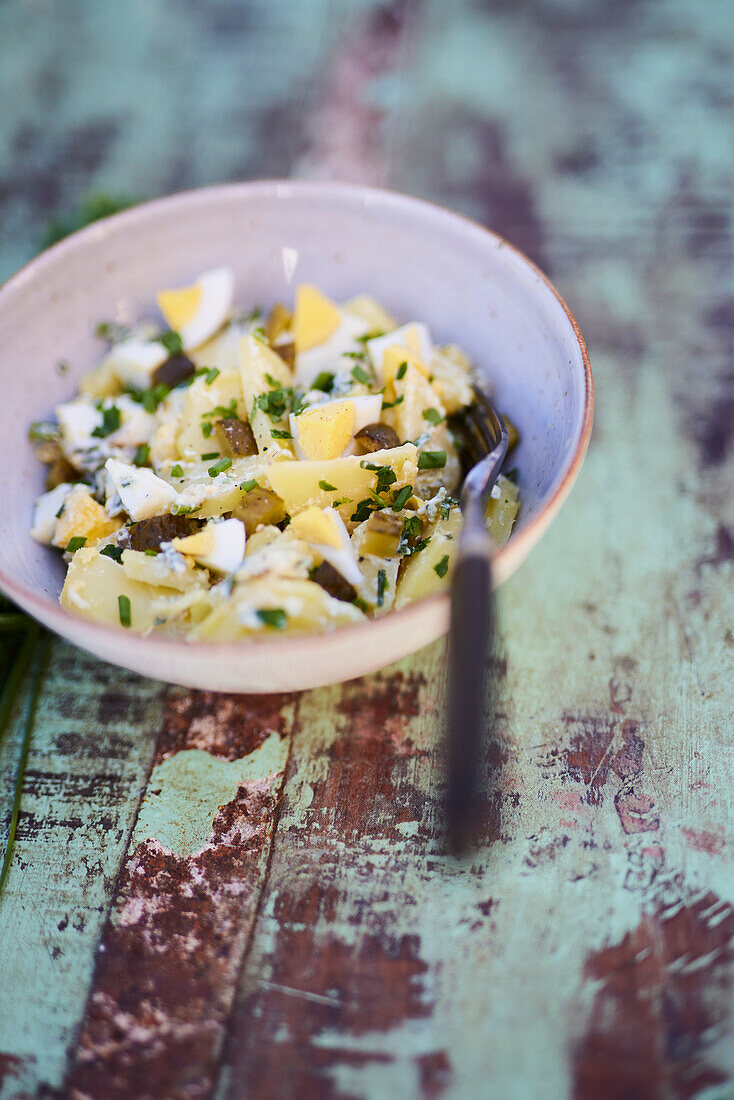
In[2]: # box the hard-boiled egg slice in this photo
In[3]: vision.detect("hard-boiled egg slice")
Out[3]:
[30,482,75,544]
[290,394,383,461]
[289,507,363,586]
[56,397,103,456]
[292,285,341,353]
[366,322,433,381]
[172,518,246,574]
[157,267,234,351]
[104,338,168,390]
[295,311,370,389]
[105,458,177,520]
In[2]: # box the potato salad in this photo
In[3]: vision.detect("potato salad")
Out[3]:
[29,270,519,639]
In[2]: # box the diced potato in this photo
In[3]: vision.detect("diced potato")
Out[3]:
[78,359,123,398]
[414,422,462,499]
[189,322,243,373]
[189,575,364,641]
[52,486,121,549]
[342,294,397,333]
[429,345,474,414]
[486,475,519,547]
[387,364,445,443]
[121,549,200,592]
[61,548,164,632]
[238,334,295,454]
[264,443,417,524]
[166,455,270,518]
[175,369,246,460]
[395,505,461,608]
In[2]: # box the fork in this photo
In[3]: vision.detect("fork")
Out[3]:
[447,385,509,853]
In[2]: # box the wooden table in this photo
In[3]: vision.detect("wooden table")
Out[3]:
[1,2,732,1096]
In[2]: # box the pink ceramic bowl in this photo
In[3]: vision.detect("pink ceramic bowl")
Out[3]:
[0,181,592,691]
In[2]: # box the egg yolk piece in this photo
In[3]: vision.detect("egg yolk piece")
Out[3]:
[293,285,341,353]
[289,506,342,549]
[382,345,431,386]
[292,400,356,461]
[157,284,202,333]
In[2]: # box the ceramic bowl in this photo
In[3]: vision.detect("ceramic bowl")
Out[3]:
[0,181,592,692]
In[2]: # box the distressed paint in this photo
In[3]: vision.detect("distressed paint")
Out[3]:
[0,0,733,1097]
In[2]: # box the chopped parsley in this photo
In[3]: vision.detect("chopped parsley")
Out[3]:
[395,360,408,381]
[208,456,232,477]
[144,548,159,556]
[99,545,123,564]
[319,480,337,492]
[391,485,413,512]
[205,367,220,385]
[156,330,183,356]
[422,407,443,425]
[65,536,87,553]
[439,495,459,519]
[171,464,184,478]
[270,428,292,440]
[417,450,447,470]
[202,422,214,438]
[142,383,170,413]
[240,479,259,492]
[398,515,430,557]
[376,568,387,608]
[133,443,150,466]
[381,394,404,410]
[118,593,132,627]
[351,364,371,385]
[256,608,287,630]
[360,462,397,495]
[433,555,450,578]
[201,451,220,461]
[202,399,238,421]
[312,371,335,393]
[91,404,121,438]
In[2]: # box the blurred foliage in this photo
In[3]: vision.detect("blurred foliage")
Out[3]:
[40,192,136,250]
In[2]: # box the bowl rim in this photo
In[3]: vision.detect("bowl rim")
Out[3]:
[1,178,593,668]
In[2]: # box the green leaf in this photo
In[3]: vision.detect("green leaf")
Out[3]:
[171,464,184,478]
[133,443,150,466]
[99,545,123,564]
[205,367,220,385]
[422,407,443,424]
[391,485,412,511]
[376,568,387,608]
[65,536,87,553]
[118,594,132,627]
[240,479,259,492]
[157,330,183,356]
[256,608,287,630]
[208,456,233,477]
[91,404,121,438]
[319,480,337,492]
[351,364,371,385]
[433,554,450,578]
[312,371,335,393]
[396,360,408,380]
[417,450,447,470]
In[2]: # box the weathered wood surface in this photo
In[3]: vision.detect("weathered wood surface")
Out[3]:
[0,1,732,1097]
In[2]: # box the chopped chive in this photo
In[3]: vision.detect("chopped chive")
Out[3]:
[157,330,183,356]
[422,407,443,424]
[312,371,335,393]
[240,479,259,492]
[256,608,287,630]
[417,450,447,470]
[171,463,184,477]
[376,569,387,608]
[351,364,371,385]
[99,545,123,564]
[144,548,159,556]
[319,480,337,492]
[65,536,87,553]
[91,404,121,438]
[356,329,385,345]
[396,360,408,380]
[270,429,292,440]
[202,422,214,438]
[208,456,233,477]
[201,451,220,461]
[171,503,199,515]
[133,443,150,466]
[142,383,170,414]
[382,394,404,410]
[391,485,412,511]
[55,503,66,519]
[205,367,220,385]
[118,594,132,627]
[433,554,450,578]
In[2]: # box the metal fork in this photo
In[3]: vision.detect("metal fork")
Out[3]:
[447,385,509,853]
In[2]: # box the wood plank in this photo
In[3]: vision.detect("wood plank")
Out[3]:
[64,690,296,1100]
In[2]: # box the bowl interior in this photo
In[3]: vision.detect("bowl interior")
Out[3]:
[0,181,590,691]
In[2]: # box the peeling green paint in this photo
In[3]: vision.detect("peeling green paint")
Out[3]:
[133,734,288,856]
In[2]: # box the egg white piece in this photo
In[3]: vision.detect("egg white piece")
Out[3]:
[289,394,383,460]
[104,338,168,390]
[165,268,235,351]
[30,482,75,544]
[174,518,246,574]
[300,508,363,586]
[366,322,433,379]
[55,397,103,455]
[295,311,370,389]
[105,458,177,521]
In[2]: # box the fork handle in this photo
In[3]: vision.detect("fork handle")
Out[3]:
[447,534,493,853]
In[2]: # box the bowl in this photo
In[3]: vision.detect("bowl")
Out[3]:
[0,181,592,692]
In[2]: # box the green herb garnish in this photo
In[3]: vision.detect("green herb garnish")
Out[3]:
[256,608,287,630]
[417,450,447,470]
[201,452,220,461]
[100,545,123,564]
[395,360,408,380]
[133,443,150,466]
[270,429,292,440]
[205,367,220,385]
[91,404,121,438]
[202,422,214,438]
[391,485,412,511]
[142,383,170,414]
[312,371,335,393]
[439,495,459,519]
[376,569,387,608]
[171,464,184,478]
[433,555,450,578]
[240,479,259,492]
[422,407,443,425]
[144,548,159,556]
[356,329,385,345]
[351,364,371,385]
[319,480,337,492]
[381,394,404,410]
[65,537,87,553]
[208,457,232,477]
[118,594,132,627]
[157,330,183,356]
